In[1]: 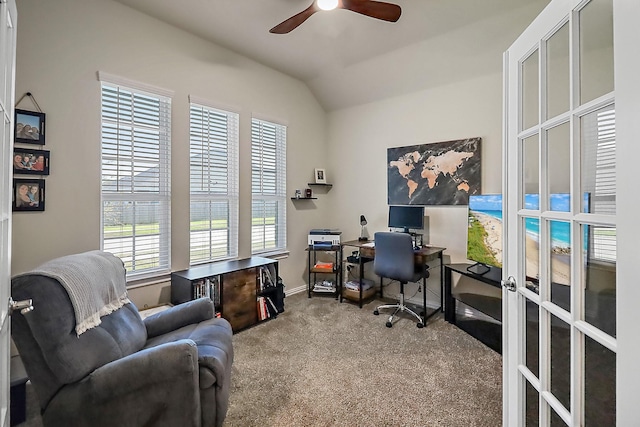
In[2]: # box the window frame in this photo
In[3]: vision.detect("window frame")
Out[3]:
[98,72,173,280]
[582,105,616,263]
[251,117,287,255]
[189,99,239,265]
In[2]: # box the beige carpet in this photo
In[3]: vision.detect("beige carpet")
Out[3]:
[17,292,502,426]
[224,292,502,426]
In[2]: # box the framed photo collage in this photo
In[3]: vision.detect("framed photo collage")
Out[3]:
[13,109,48,212]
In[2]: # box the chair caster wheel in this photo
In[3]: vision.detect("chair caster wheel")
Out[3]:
[417,322,424,328]
[386,321,393,328]
[373,310,379,316]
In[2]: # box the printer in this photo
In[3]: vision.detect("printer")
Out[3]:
[308,229,342,246]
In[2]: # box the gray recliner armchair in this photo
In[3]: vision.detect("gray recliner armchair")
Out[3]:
[11,251,234,427]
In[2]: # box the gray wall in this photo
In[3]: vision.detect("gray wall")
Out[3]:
[324,74,505,304]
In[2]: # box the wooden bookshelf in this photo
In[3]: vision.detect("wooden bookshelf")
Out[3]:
[171,257,283,332]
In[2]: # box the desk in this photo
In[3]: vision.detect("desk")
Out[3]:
[341,239,446,323]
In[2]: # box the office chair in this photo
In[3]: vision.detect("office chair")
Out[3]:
[372,232,429,328]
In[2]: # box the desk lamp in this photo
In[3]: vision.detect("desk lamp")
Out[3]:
[358,215,368,241]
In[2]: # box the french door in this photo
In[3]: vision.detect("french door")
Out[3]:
[503,0,640,425]
[0,1,16,427]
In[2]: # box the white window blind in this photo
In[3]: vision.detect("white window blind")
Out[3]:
[251,118,286,254]
[100,80,171,279]
[189,103,239,264]
[582,105,616,262]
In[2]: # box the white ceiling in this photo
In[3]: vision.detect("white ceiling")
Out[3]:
[112,0,550,111]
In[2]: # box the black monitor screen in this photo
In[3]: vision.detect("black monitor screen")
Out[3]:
[388,205,424,232]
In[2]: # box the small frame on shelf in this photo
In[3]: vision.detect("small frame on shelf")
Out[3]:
[13,178,45,212]
[292,188,317,200]
[15,109,45,145]
[314,168,326,184]
[13,148,50,175]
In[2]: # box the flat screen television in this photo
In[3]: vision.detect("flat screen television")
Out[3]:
[467,193,586,281]
[388,205,424,233]
[467,194,503,275]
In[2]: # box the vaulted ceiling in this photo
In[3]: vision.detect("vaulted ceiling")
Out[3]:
[112,0,550,111]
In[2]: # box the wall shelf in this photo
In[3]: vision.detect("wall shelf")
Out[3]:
[307,183,333,187]
[291,197,317,200]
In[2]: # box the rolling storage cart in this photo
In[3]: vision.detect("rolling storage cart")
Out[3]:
[307,244,342,299]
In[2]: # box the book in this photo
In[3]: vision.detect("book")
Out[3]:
[265,296,279,317]
[257,297,268,321]
[263,266,275,287]
[313,280,336,293]
[208,276,221,306]
[344,280,374,291]
[313,261,333,271]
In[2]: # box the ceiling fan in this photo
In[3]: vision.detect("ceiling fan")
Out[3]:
[269,0,402,34]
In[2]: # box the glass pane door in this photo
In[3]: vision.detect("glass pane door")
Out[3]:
[504,0,616,425]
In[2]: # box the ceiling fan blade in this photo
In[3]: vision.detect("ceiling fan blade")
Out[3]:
[341,0,402,22]
[270,3,319,34]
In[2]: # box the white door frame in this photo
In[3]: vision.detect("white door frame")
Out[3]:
[0,1,16,426]
[612,0,640,423]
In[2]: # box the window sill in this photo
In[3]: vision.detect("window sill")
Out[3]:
[126,274,171,290]
[252,250,290,260]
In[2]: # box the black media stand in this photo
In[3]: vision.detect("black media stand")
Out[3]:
[444,263,502,353]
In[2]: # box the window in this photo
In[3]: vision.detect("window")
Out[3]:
[189,102,239,264]
[582,105,616,262]
[251,118,286,254]
[100,74,171,279]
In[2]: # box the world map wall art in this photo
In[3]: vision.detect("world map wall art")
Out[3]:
[387,137,481,205]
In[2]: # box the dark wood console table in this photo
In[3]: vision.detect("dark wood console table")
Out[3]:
[444,263,502,352]
[171,257,282,332]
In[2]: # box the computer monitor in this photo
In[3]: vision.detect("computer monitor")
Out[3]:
[388,205,424,233]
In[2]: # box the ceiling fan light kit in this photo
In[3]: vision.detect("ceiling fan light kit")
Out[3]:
[317,0,339,11]
[269,0,401,34]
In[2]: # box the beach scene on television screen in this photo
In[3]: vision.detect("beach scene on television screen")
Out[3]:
[467,194,503,269]
[467,193,574,285]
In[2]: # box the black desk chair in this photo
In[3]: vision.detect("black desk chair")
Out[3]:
[372,232,429,328]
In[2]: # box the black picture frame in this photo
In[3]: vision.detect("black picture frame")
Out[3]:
[13,178,45,212]
[15,109,46,145]
[13,148,50,175]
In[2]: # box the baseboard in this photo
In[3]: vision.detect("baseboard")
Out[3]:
[405,297,441,310]
[285,284,441,311]
[285,285,307,296]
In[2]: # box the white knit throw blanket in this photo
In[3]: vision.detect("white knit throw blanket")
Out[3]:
[16,251,130,336]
